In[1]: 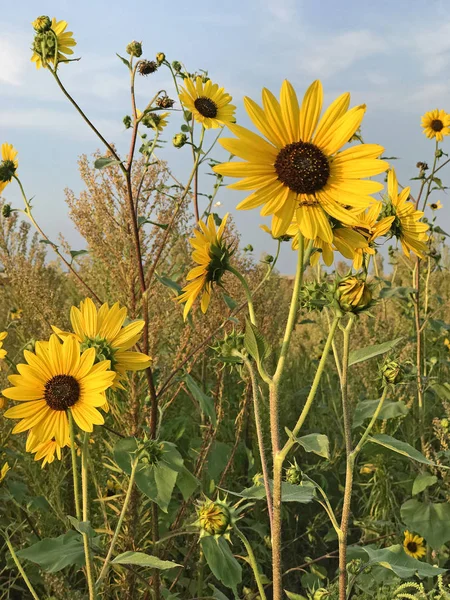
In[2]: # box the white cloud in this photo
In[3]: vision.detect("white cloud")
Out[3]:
[0,33,29,85]
[262,0,298,23]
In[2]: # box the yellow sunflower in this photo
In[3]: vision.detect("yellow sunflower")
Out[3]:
[0,462,10,483]
[31,18,76,69]
[0,144,18,194]
[214,80,388,239]
[26,431,67,468]
[10,308,23,321]
[137,110,169,132]
[351,203,395,270]
[403,530,426,559]
[421,109,450,142]
[179,77,236,129]
[52,298,151,387]
[0,332,7,360]
[385,169,429,258]
[3,334,115,445]
[430,200,443,211]
[178,214,231,319]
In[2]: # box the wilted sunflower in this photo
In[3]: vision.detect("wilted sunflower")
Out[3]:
[0,332,7,360]
[179,77,236,129]
[178,214,231,319]
[31,18,76,69]
[52,298,151,388]
[3,335,115,445]
[214,80,388,239]
[0,144,18,194]
[351,203,395,270]
[403,531,426,559]
[385,169,429,258]
[26,431,67,468]
[421,109,450,142]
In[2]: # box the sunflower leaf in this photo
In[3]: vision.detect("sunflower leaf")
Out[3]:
[200,536,241,593]
[116,53,131,68]
[111,551,179,569]
[17,531,85,573]
[366,434,435,466]
[359,544,446,578]
[184,374,216,426]
[244,319,271,370]
[401,499,450,549]
[348,337,403,366]
[94,157,121,169]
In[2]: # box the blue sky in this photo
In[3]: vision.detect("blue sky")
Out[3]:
[1,0,450,273]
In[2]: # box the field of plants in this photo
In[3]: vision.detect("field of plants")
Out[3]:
[1,14,450,600]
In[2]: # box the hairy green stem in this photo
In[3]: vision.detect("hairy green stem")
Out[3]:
[235,527,267,600]
[82,433,97,600]
[228,266,257,326]
[68,411,81,521]
[4,534,41,600]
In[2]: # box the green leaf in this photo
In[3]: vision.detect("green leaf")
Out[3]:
[155,273,182,297]
[67,516,96,538]
[360,544,446,578]
[184,374,216,426]
[353,399,409,428]
[290,432,330,459]
[180,124,190,133]
[244,318,271,370]
[433,225,450,237]
[111,551,179,569]
[432,382,450,401]
[201,536,241,592]
[94,157,121,169]
[116,53,131,68]
[69,249,89,260]
[39,239,58,248]
[17,531,85,573]
[412,474,438,496]
[221,293,237,311]
[285,592,308,600]
[367,434,434,465]
[176,466,199,501]
[348,337,403,366]
[380,287,416,299]
[225,480,315,503]
[401,499,450,549]
[137,216,169,229]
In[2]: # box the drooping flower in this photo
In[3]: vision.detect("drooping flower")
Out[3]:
[179,77,236,129]
[3,335,115,445]
[26,431,67,468]
[52,298,151,388]
[0,144,18,194]
[177,214,232,319]
[0,332,7,360]
[214,80,388,239]
[384,169,429,258]
[31,18,76,69]
[351,203,395,270]
[403,530,426,559]
[421,110,450,142]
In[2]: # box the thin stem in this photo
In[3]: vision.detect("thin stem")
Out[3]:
[241,355,273,529]
[68,411,81,521]
[96,458,139,588]
[228,266,257,326]
[353,387,389,455]
[235,527,267,600]
[81,433,97,600]
[4,535,40,600]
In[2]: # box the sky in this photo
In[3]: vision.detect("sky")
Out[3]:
[1,0,450,274]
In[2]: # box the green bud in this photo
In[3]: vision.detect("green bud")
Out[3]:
[126,41,142,57]
[173,133,187,148]
[123,115,132,129]
[381,359,402,385]
[197,500,231,536]
[285,460,302,485]
[313,589,330,600]
[172,60,182,72]
[2,204,12,218]
[32,16,52,33]
[436,148,444,159]
[0,160,17,183]
[243,244,253,252]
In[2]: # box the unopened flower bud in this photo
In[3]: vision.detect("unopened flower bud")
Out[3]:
[172,60,182,72]
[138,60,158,76]
[173,133,187,148]
[123,115,132,129]
[381,359,402,385]
[313,589,330,600]
[436,149,444,159]
[32,15,51,33]
[126,41,142,58]
[2,204,12,218]
[336,276,372,313]
[0,160,17,183]
[197,500,231,536]
[441,418,449,429]
[156,52,165,65]
[285,460,302,485]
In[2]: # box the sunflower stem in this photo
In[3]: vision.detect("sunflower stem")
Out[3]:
[234,526,267,600]
[68,410,81,521]
[81,432,97,600]
[4,534,41,600]
[228,266,257,325]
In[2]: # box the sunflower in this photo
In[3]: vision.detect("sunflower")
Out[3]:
[179,77,236,129]
[0,332,7,360]
[213,80,388,239]
[351,203,395,270]
[31,18,76,69]
[385,169,429,258]
[403,530,426,559]
[421,110,450,142]
[137,110,169,132]
[10,308,23,321]
[0,463,9,484]
[0,144,18,194]
[26,431,67,468]
[430,200,443,211]
[177,214,231,319]
[52,298,151,387]
[3,335,115,445]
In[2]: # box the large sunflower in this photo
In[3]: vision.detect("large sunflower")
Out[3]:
[52,298,151,387]
[31,18,76,69]
[214,80,388,239]
[179,77,236,129]
[351,203,395,270]
[403,530,426,559]
[178,214,231,319]
[421,109,450,142]
[385,169,429,258]
[3,335,115,445]
[0,144,18,194]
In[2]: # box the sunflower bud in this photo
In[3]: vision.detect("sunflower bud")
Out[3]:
[32,16,52,33]
[436,148,444,159]
[138,439,164,466]
[381,359,402,385]
[197,499,231,536]
[156,95,175,109]
[138,60,158,76]
[0,160,17,183]
[252,472,264,486]
[336,276,372,313]
[347,558,363,575]
[285,460,302,485]
[2,204,12,218]
[123,115,132,129]
[173,133,187,148]
[211,329,245,368]
[156,52,165,65]
[126,41,142,58]
[313,589,330,600]
[172,60,182,73]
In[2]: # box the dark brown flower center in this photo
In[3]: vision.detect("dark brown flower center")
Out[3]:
[44,374,80,411]
[431,119,444,132]
[407,541,418,553]
[274,142,330,195]
[194,96,218,118]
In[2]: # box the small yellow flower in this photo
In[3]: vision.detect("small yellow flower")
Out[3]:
[179,76,236,129]
[0,144,18,194]
[444,338,450,351]
[403,530,426,559]
[430,200,443,211]
[421,109,450,142]
[10,308,23,321]
[0,331,7,360]
[0,462,10,483]
[31,18,76,69]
